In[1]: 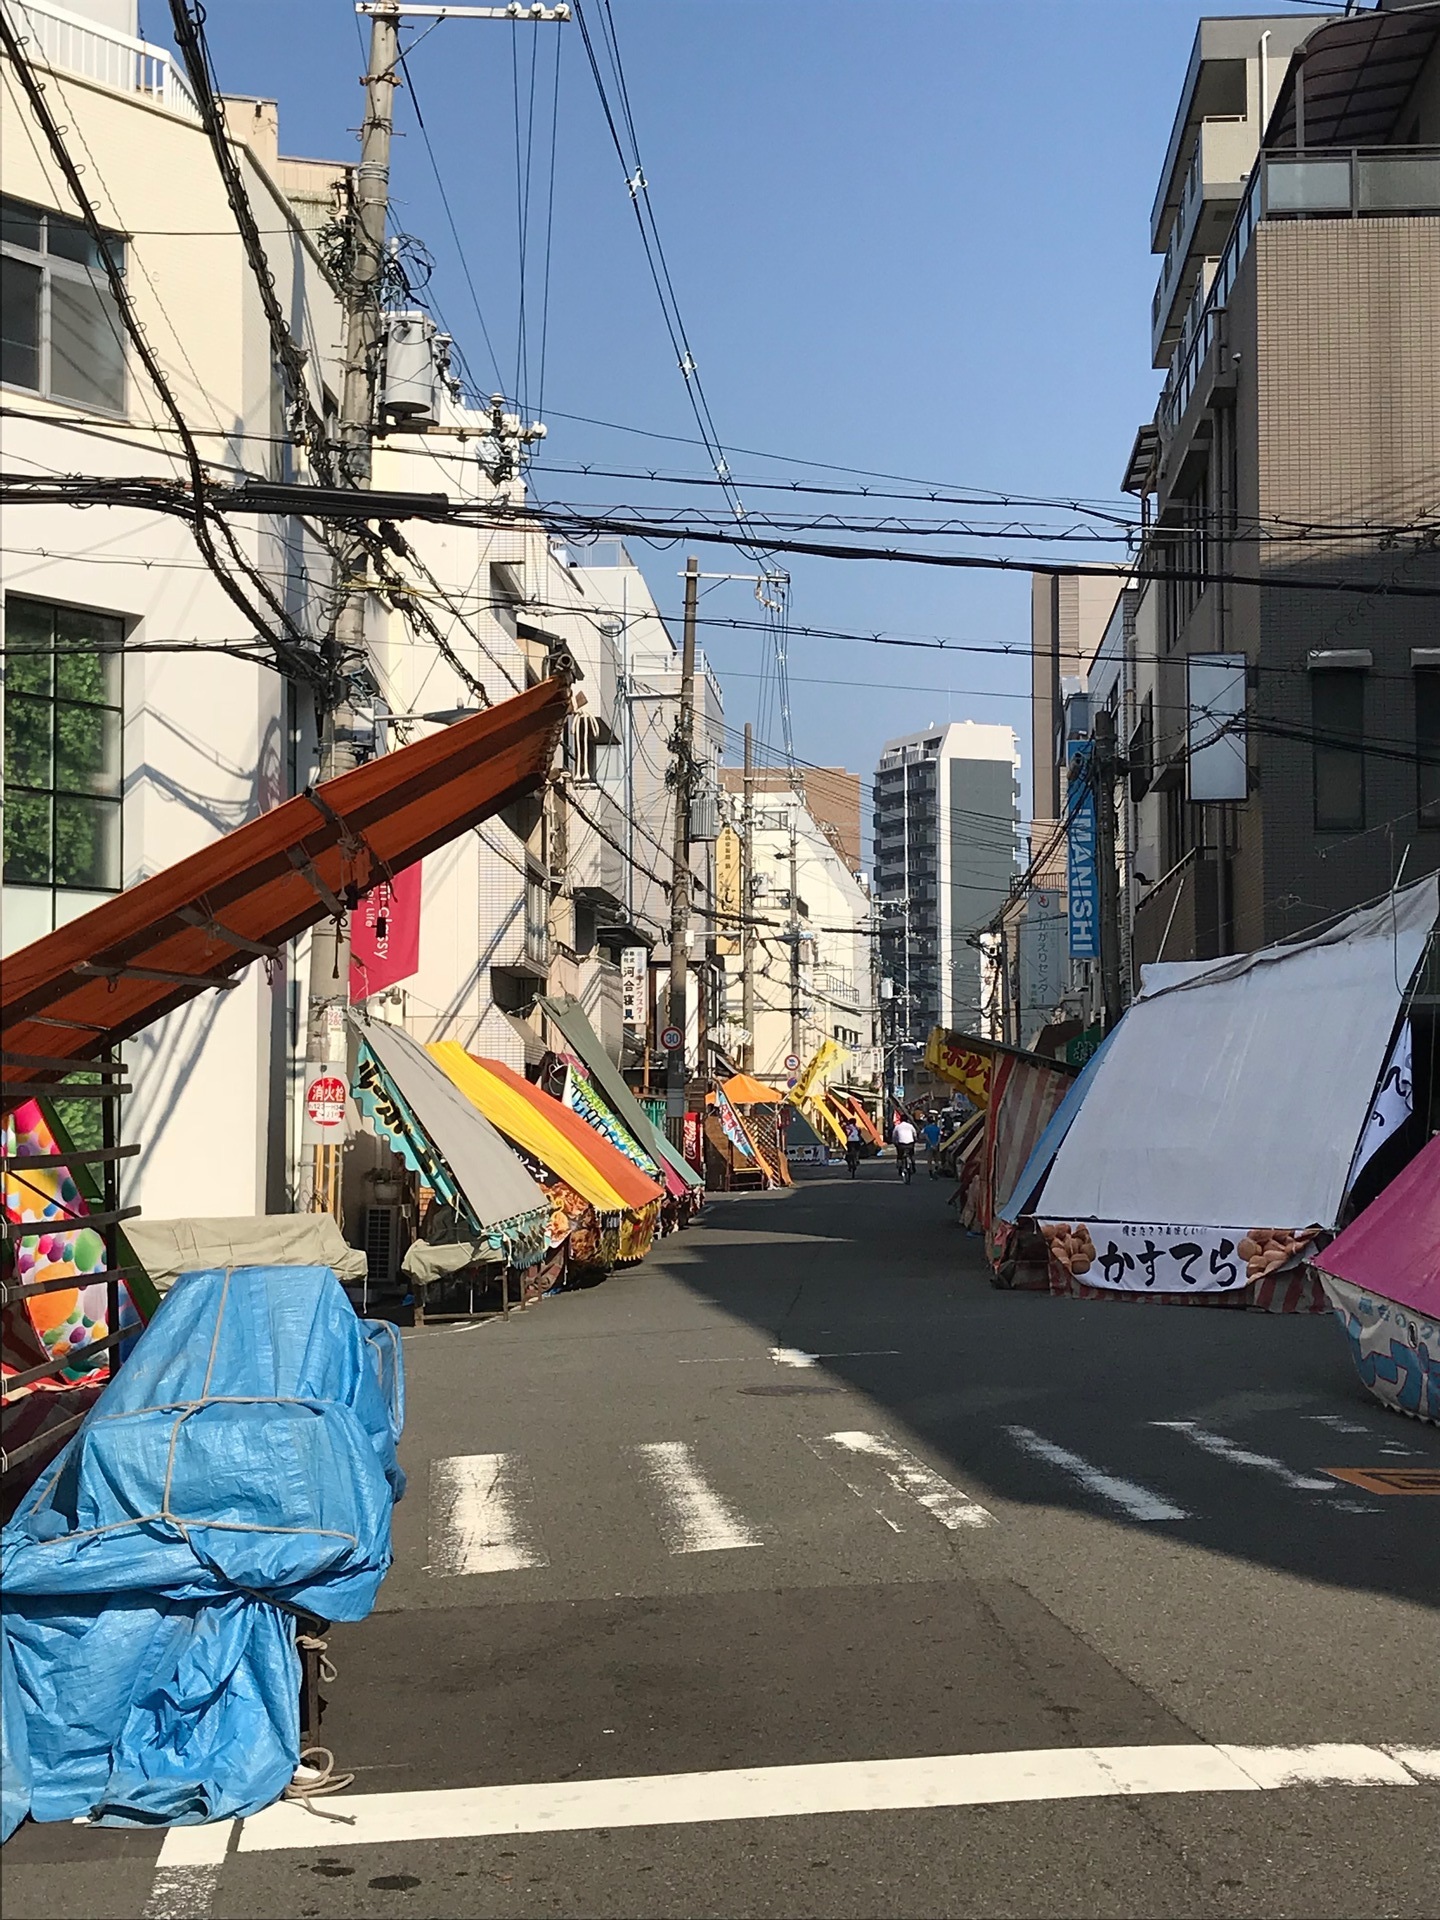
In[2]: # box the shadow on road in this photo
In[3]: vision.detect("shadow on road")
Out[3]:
[656,1164,1440,1613]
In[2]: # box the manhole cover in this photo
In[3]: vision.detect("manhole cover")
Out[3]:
[738,1383,841,1397]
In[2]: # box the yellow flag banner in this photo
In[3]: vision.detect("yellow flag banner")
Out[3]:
[790,1038,844,1107]
[924,1029,993,1109]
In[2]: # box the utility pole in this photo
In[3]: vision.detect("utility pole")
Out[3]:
[666,556,700,1143]
[1093,706,1124,1033]
[299,1,568,1213]
[788,811,802,1066]
[299,0,398,1214]
[740,721,756,1071]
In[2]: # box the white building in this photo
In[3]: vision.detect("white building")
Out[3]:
[872,722,1020,1047]
[1,2,344,1214]
[716,788,876,1089]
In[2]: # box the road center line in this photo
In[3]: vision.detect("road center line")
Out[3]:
[1152,1422,1339,1492]
[823,1430,995,1529]
[232,1741,1438,1854]
[1004,1425,1190,1521]
[630,1440,761,1552]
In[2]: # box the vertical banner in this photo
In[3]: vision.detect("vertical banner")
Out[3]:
[1346,1020,1413,1189]
[349,864,422,1002]
[620,947,648,1028]
[1066,746,1100,960]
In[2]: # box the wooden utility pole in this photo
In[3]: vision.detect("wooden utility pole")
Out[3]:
[1093,706,1124,1032]
[740,721,756,1071]
[666,557,700,1142]
[299,0,397,1213]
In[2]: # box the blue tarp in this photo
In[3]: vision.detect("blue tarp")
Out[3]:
[1,1266,404,1840]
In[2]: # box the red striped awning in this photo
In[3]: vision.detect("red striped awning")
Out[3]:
[2,678,568,1088]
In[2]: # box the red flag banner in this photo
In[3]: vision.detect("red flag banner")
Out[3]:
[349,864,422,1001]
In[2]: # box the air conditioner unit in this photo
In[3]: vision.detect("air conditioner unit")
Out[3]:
[360,1204,405,1304]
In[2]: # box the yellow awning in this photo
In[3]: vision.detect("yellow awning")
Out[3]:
[427,1043,633,1214]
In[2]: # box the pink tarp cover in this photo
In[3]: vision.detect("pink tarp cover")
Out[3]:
[1314,1136,1440,1319]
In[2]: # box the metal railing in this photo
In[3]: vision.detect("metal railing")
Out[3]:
[4,0,201,121]
[1157,147,1440,441]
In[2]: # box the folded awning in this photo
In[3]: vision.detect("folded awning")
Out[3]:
[1034,878,1438,1234]
[427,1046,663,1215]
[2,679,568,1088]
[540,995,703,1192]
[358,1022,549,1250]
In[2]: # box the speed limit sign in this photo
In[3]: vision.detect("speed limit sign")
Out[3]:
[661,1025,683,1051]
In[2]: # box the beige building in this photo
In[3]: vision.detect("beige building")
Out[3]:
[1122,3,1440,969]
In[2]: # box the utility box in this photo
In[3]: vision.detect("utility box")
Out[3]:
[382,311,439,425]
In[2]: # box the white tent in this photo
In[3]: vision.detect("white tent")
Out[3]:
[1034,878,1436,1274]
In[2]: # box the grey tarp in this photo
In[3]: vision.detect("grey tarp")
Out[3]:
[125,1215,369,1295]
[540,995,704,1191]
[1034,877,1438,1231]
[359,1021,550,1234]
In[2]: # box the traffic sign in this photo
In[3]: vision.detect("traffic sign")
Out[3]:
[661,1026,683,1051]
[783,1053,801,1072]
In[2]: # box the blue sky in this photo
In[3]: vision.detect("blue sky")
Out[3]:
[151,1,1338,807]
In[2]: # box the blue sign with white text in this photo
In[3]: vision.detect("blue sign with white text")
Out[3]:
[1067,748,1100,960]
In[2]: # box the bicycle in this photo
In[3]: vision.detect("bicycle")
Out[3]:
[895,1143,915,1185]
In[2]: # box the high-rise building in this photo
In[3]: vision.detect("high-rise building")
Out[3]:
[872,724,1020,1063]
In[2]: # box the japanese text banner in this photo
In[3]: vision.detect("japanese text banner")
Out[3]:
[1038,1220,1259,1292]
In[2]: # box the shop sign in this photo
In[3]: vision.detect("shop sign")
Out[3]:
[1065,1025,1103,1068]
[1038,1219,1295,1293]
[1067,746,1099,960]
[620,947,648,1028]
[349,865,422,1002]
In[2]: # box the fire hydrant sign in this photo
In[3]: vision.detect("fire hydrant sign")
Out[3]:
[305,1073,347,1133]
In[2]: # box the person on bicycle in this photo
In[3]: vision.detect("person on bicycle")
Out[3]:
[892,1114,917,1182]
[843,1120,862,1178]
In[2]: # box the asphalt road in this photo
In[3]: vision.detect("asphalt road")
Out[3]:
[6,1164,1439,1918]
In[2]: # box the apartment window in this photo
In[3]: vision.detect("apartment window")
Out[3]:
[1418,670,1440,829]
[1312,671,1365,833]
[1130,692,1154,802]
[2,597,124,923]
[2,197,127,413]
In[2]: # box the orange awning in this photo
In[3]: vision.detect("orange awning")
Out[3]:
[2,679,568,1088]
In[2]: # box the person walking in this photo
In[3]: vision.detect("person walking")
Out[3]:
[923,1113,943,1177]
[843,1119,862,1179]
[891,1113,917,1183]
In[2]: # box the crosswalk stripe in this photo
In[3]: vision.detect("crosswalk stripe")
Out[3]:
[1151,1422,1338,1493]
[823,1430,995,1530]
[630,1440,762,1552]
[1004,1425,1190,1521]
[428,1453,549,1575]
[233,1742,1440,1853]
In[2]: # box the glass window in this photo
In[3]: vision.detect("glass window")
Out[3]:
[1418,671,1440,830]
[2,596,124,910]
[49,273,125,411]
[1312,671,1365,834]
[0,195,126,412]
[1,255,41,390]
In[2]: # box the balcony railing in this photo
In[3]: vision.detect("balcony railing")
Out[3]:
[1157,147,1440,441]
[3,0,201,121]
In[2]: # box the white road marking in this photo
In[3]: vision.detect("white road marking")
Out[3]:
[630,1441,762,1552]
[1308,1414,1371,1435]
[144,1823,234,1919]
[1152,1422,1338,1492]
[427,1454,548,1575]
[1004,1426,1190,1522]
[823,1430,994,1530]
[233,1742,1440,1854]
[771,1346,819,1368]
